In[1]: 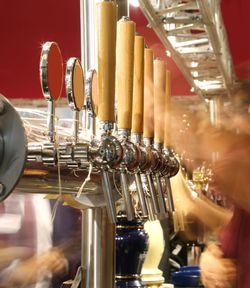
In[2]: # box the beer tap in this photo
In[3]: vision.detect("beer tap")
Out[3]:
[85,69,98,136]
[153,58,168,217]
[64,57,89,169]
[28,42,64,167]
[65,57,84,144]
[131,35,153,219]
[88,1,123,223]
[40,41,63,144]
[142,48,161,217]
[116,17,139,220]
[162,70,179,216]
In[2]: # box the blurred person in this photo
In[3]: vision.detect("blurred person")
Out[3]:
[50,199,81,287]
[170,82,250,288]
[0,193,80,288]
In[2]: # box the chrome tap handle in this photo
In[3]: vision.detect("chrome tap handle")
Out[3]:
[146,173,160,215]
[165,175,178,232]
[165,177,175,213]
[120,170,135,221]
[134,173,148,217]
[73,111,80,143]
[101,169,117,223]
[155,175,168,217]
[47,100,56,143]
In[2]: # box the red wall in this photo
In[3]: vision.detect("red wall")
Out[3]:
[0,0,81,100]
[221,0,250,80]
[0,0,249,100]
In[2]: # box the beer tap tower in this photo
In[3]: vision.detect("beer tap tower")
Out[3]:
[0,1,180,287]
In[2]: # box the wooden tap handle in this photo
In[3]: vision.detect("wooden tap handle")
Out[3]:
[154,59,166,144]
[131,35,144,134]
[164,70,171,148]
[97,1,117,123]
[143,48,154,139]
[116,17,135,130]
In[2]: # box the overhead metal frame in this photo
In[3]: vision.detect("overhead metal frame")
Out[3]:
[138,0,236,98]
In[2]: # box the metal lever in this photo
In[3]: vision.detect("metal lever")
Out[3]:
[101,169,117,224]
[118,134,144,220]
[165,177,175,213]
[73,111,80,143]
[134,173,148,217]
[120,170,135,221]
[89,131,123,223]
[165,175,178,232]
[155,175,168,217]
[145,172,160,215]
[47,100,56,143]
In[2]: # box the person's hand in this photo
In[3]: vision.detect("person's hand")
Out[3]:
[200,243,237,288]
[0,246,33,270]
[5,248,68,287]
[36,247,68,276]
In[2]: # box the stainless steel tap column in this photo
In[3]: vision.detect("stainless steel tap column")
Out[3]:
[80,1,117,287]
[82,207,115,288]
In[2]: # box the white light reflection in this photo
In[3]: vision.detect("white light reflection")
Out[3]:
[191,61,198,68]
[129,0,140,7]
[193,71,198,78]
[195,79,224,91]
[166,50,171,57]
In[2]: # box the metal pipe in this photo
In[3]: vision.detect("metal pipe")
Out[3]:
[120,170,135,220]
[134,172,148,216]
[82,208,115,288]
[146,173,160,215]
[47,100,55,142]
[101,169,117,223]
[93,208,102,288]
[117,0,129,19]
[155,175,168,216]
[80,0,97,72]
[73,110,80,143]
[82,209,94,288]
[165,177,175,213]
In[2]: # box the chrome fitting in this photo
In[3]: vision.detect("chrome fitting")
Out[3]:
[99,121,113,133]
[143,137,153,147]
[131,133,141,144]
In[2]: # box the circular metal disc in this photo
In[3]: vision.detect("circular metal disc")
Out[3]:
[86,69,98,116]
[40,42,63,101]
[65,58,84,111]
[0,94,27,202]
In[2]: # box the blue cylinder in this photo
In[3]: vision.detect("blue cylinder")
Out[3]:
[115,214,149,288]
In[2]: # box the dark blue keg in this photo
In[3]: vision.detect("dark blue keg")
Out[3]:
[115,214,149,288]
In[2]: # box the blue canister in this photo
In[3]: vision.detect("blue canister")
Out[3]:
[115,214,149,288]
[171,266,202,287]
